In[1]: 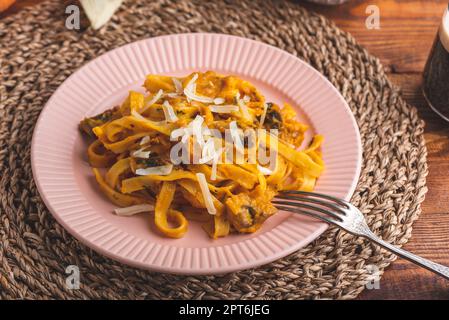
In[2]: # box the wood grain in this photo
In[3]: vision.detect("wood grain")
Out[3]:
[301,0,449,299]
[2,0,449,300]
[301,0,448,73]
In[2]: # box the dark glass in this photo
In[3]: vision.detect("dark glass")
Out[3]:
[423,8,449,122]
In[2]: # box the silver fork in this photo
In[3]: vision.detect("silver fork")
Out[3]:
[273,190,449,280]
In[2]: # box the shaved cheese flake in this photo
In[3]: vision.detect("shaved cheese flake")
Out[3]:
[140,89,164,113]
[211,160,219,181]
[238,99,251,120]
[187,73,199,87]
[172,77,183,93]
[259,102,268,128]
[114,204,155,216]
[132,148,151,159]
[169,115,208,145]
[235,92,241,101]
[229,121,244,153]
[162,101,178,123]
[199,138,220,164]
[209,105,239,113]
[213,97,225,105]
[135,164,173,176]
[181,130,191,143]
[165,92,181,98]
[239,101,251,120]
[236,92,251,120]
[191,115,206,146]
[184,73,215,104]
[257,164,273,175]
[131,109,147,121]
[131,110,166,126]
[210,148,223,181]
[140,136,150,145]
[196,173,216,215]
[243,95,251,103]
[170,127,186,141]
[185,84,215,104]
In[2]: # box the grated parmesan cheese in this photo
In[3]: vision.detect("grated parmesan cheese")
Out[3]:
[135,164,173,176]
[184,73,215,104]
[162,101,179,123]
[199,138,222,165]
[131,110,167,126]
[259,102,269,128]
[165,92,181,98]
[229,121,244,153]
[170,127,186,141]
[114,204,155,216]
[210,148,223,181]
[257,164,273,175]
[209,104,239,113]
[236,92,251,120]
[131,109,147,121]
[139,136,150,145]
[132,148,152,159]
[140,89,164,113]
[213,97,225,105]
[170,115,211,146]
[172,77,183,93]
[196,173,216,215]
[190,115,207,146]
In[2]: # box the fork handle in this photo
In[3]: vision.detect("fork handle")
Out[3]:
[363,230,449,280]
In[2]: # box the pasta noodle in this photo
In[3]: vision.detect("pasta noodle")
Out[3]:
[79,71,324,239]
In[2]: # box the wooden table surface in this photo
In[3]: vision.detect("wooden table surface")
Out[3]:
[2,0,449,300]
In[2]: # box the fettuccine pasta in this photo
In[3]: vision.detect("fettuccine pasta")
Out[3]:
[79,71,324,239]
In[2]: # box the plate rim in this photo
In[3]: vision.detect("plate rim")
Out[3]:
[31,33,362,275]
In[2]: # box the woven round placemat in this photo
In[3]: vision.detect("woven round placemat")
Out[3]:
[0,0,428,300]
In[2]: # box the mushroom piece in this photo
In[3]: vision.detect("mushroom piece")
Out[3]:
[225,192,277,233]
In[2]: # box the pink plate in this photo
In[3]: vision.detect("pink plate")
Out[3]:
[31,33,362,275]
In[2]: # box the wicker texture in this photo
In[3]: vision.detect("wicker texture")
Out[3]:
[0,0,428,299]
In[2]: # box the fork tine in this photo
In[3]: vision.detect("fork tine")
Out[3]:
[278,190,350,208]
[272,200,343,221]
[275,194,346,215]
[274,205,337,225]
